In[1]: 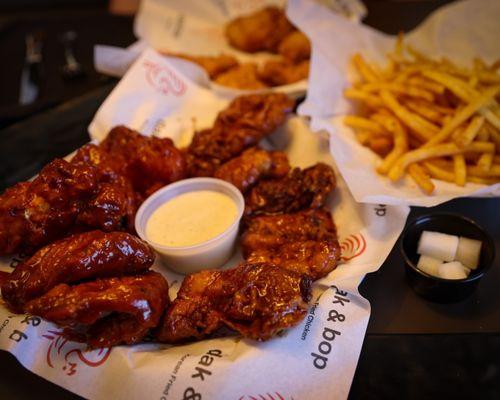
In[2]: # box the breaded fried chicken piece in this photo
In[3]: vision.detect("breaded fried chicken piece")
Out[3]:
[156,262,311,343]
[242,208,341,280]
[225,6,295,53]
[278,31,311,63]
[1,230,154,311]
[168,53,238,79]
[0,159,98,256]
[245,162,336,215]
[214,63,267,90]
[214,147,290,192]
[25,272,169,348]
[259,59,310,86]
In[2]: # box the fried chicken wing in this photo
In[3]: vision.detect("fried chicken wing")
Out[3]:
[25,272,169,348]
[259,59,310,86]
[188,93,294,164]
[0,159,98,256]
[156,262,311,343]
[168,53,238,79]
[242,209,341,280]
[214,63,267,90]
[100,126,186,196]
[1,230,155,311]
[214,147,290,192]
[245,162,336,215]
[225,7,295,53]
[278,31,311,63]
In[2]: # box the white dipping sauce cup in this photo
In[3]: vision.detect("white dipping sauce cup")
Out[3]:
[135,178,244,275]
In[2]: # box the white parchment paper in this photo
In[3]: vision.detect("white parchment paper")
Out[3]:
[0,49,409,400]
[290,0,500,207]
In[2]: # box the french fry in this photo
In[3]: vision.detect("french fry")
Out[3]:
[343,115,386,135]
[423,161,455,182]
[352,54,380,83]
[408,163,435,193]
[407,76,445,94]
[477,152,494,172]
[454,116,485,147]
[375,116,409,174]
[453,154,466,186]
[362,82,435,102]
[380,90,439,141]
[404,99,444,123]
[344,88,384,108]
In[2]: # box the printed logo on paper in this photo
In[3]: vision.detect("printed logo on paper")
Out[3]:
[238,393,294,400]
[43,330,111,376]
[143,60,187,96]
[339,233,366,262]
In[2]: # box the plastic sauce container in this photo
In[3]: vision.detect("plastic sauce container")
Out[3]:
[135,178,244,274]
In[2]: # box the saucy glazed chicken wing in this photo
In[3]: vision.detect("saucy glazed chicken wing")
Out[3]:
[187,93,294,177]
[156,262,311,343]
[1,230,154,311]
[0,159,98,256]
[225,7,295,53]
[100,125,186,196]
[245,162,336,215]
[214,147,290,192]
[25,272,169,348]
[242,209,341,280]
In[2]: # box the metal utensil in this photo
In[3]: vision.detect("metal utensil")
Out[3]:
[60,30,85,80]
[19,32,44,105]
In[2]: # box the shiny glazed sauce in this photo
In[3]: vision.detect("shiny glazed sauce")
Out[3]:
[145,190,238,247]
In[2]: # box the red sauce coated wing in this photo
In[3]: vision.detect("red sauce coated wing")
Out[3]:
[25,272,169,348]
[1,230,154,311]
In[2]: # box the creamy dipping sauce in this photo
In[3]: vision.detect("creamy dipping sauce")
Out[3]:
[145,190,238,247]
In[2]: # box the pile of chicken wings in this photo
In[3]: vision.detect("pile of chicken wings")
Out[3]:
[0,93,341,348]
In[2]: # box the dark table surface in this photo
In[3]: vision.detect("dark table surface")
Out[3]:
[1,1,499,399]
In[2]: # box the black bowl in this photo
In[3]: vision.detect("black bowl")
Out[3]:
[401,213,495,303]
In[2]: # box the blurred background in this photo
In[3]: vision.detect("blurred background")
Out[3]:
[0,0,454,129]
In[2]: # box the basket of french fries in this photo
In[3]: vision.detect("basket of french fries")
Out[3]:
[343,35,500,195]
[290,0,500,206]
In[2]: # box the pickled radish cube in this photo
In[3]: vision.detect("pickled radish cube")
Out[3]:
[455,236,482,269]
[438,261,468,280]
[416,255,442,278]
[417,231,458,262]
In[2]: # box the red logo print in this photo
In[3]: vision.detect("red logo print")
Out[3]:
[238,393,294,400]
[143,60,187,96]
[43,330,111,376]
[340,233,367,262]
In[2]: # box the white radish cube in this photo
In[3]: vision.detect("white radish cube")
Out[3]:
[438,261,468,280]
[416,255,442,278]
[417,231,459,262]
[455,236,482,270]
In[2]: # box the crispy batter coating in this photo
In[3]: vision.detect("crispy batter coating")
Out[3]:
[1,231,154,311]
[100,126,186,196]
[278,31,311,63]
[259,59,310,86]
[242,209,341,280]
[214,63,267,90]
[156,262,311,343]
[225,6,295,53]
[245,162,336,215]
[25,272,169,348]
[188,93,294,162]
[168,53,238,79]
[214,147,290,192]
[0,159,98,256]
